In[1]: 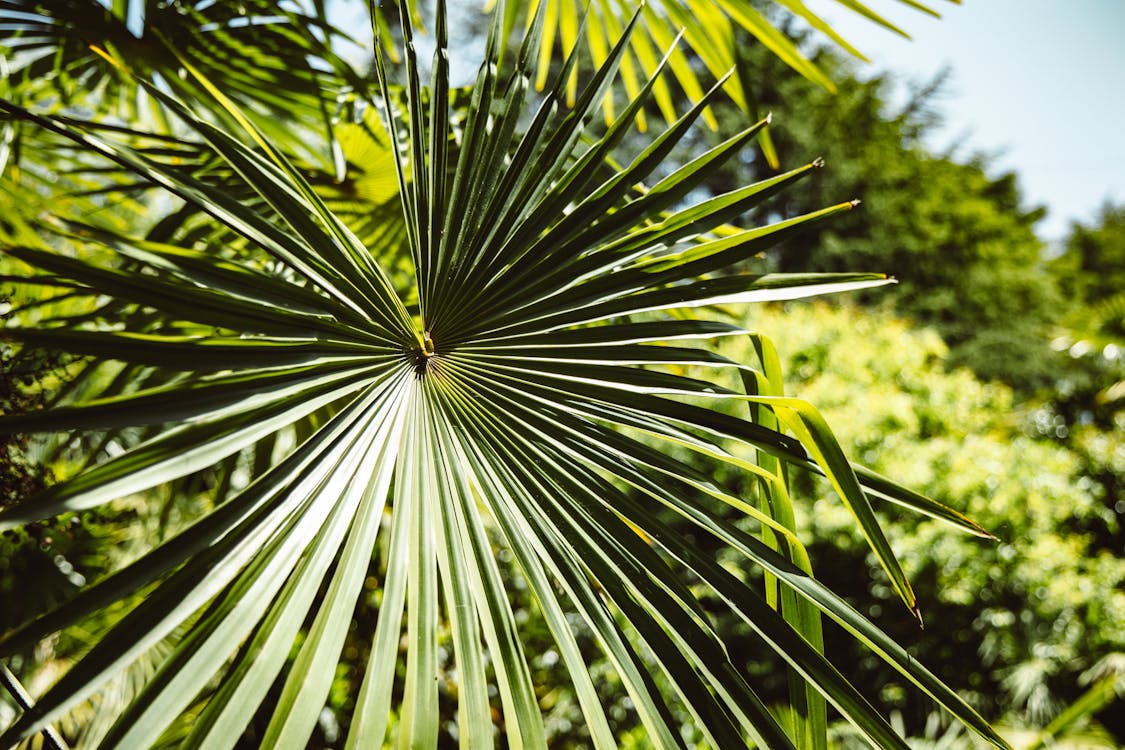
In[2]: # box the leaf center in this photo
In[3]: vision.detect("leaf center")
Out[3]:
[411,330,436,377]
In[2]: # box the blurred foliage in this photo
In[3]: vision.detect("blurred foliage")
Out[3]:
[1048,203,1125,425]
[709,303,1125,744]
[1053,204,1125,318]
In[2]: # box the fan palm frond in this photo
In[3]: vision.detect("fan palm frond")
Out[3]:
[490,0,958,166]
[0,1,1002,748]
[0,0,367,169]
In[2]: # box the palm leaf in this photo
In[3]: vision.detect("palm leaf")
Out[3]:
[0,1,1003,748]
[0,0,369,171]
[499,0,957,166]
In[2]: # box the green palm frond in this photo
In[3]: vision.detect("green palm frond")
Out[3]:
[0,0,367,168]
[493,0,958,166]
[499,0,958,98]
[0,1,1003,748]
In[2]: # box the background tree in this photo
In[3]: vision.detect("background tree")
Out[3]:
[1054,203,1125,318]
[1049,203,1125,424]
[724,303,1125,746]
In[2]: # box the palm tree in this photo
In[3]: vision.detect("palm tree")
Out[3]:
[0,1,1003,747]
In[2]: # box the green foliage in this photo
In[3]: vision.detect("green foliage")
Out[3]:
[1054,204,1125,313]
[0,0,364,168]
[713,303,1125,741]
[1048,203,1125,421]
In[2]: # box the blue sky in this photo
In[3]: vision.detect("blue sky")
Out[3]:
[807,0,1125,241]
